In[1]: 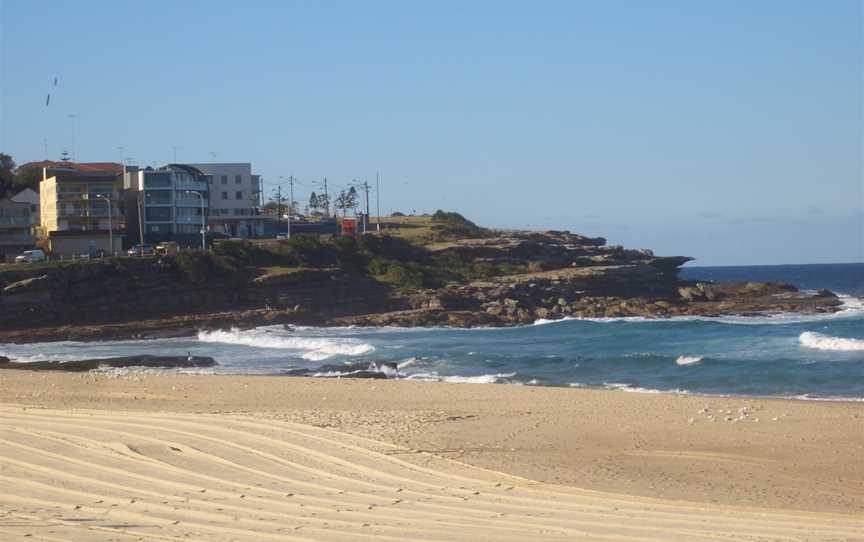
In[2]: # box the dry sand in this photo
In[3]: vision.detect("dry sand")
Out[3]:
[0,371,862,541]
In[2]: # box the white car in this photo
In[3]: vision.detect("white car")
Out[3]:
[14,249,46,263]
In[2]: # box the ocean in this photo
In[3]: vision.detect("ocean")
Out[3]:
[3,263,863,400]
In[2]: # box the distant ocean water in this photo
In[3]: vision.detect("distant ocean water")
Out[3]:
[3,263,863,400]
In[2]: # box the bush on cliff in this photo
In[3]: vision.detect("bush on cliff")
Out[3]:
[430,210,488,239]
[212,240,275,266]
[175,251,250,288]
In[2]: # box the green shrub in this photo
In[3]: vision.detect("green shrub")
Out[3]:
[430,210,488,239]
[175,252,250,288]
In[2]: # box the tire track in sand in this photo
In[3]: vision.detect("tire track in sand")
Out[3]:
[1,405,861,542]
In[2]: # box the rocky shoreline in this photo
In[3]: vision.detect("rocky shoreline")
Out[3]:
[0,229,846,344]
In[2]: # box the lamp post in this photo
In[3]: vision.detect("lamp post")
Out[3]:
[95,194,113,256]
[185,190,206,251]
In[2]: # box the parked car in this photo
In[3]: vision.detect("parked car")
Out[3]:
[14,249,46,263]
[276,233,290,240]
[155,241,179,255]
[90,249,107,258]
[127,244,155,256]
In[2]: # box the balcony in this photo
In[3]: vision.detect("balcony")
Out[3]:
[0,216,36,227]
[175,180,209,191]
[0,234,33,246]
[58,192,85,201]
[175,215,206,224]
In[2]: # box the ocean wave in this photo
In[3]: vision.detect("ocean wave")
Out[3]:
[602,382,690,394]
[798,331,864,352]
[676,355,704,366]
[397,357,421,369]
[405,371,517,384]
[197,328,375,360]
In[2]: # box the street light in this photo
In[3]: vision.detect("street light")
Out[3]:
[185,190,206,251]
[95,193,113,256]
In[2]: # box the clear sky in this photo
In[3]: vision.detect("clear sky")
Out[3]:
[1,0,861,265]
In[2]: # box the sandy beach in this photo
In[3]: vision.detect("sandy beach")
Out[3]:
[1,372,862,541]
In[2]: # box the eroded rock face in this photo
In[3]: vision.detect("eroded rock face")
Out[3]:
[0,229,845,342]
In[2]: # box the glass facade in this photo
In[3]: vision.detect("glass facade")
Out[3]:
[146,207,172,222]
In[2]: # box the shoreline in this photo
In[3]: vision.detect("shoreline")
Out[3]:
[0,291,859,346]
[2,372,862,518]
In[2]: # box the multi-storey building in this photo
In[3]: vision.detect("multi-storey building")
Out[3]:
[39,168,124,256]
[126,164,210,245]
[0,188,39,261]
[186,163,262,238]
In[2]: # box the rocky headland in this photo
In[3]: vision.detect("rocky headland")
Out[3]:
[0,216,844,344]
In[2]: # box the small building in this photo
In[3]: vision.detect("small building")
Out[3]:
[39,168,124,257]
[0,188,39,261]
[125,164,210,246]
[186,163,263,238]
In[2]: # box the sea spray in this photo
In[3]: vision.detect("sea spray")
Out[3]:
[197,328,374,359]
[798,332,864,352]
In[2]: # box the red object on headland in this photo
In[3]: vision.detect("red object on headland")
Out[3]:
[341,218,358,236]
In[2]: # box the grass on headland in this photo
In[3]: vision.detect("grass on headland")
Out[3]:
[0,211,502,291]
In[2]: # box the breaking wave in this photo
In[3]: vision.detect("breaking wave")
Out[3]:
[405,372,517,384]
[197,328,374,360]
[798,332,864,352]
[676,355,704,366]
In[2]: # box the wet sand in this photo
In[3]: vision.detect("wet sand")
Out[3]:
[1,372,862,540]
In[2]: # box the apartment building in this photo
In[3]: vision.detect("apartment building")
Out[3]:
[0,188,39,261]
[187,163,262,238]
[39,168,124,256]
[126,164,210,245]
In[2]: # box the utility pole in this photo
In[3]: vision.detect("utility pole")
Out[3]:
[96,194,113,255]
[171,146,178,163]
[361,180,370,233]
[323,177,330,217]
[376,171,381,231]
[288,175,295,217]
[274,185,282,230]
[137,190,145,252]
[279,175,295,217]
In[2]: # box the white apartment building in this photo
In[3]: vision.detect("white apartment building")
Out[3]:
[187,163,262,238]
[128,164,210,244]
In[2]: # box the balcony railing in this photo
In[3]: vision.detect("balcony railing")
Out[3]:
[175,180,209,191]
[0,216,36,226]
[0,234,33,245]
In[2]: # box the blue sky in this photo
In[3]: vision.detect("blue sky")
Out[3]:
[1,0,861,265]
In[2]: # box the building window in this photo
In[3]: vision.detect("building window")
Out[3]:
[145,207,172,221]
[235,191,243,200]
[144,173,171,188]
[235,175,242,184]
[144,190,172,205]
[221,175,228,184]
[221,192,228,200]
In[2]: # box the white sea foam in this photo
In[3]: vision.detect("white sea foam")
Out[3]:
[798,331,864,352]
[397,357,421,369]
[197,328,374,360]
[405,371,517,384]
[676,355,704,366]
[601,382,690,394]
